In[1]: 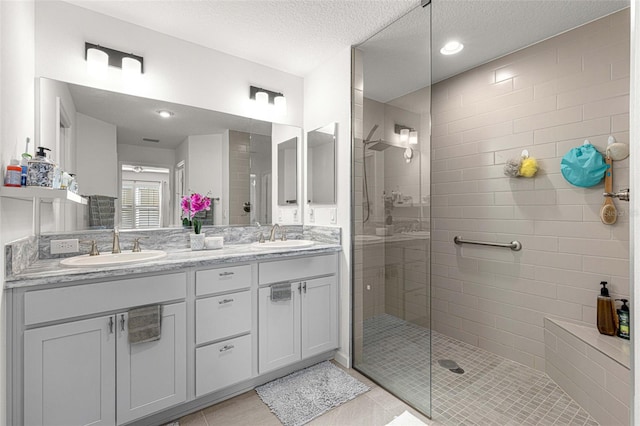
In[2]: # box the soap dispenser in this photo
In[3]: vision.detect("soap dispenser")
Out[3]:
[616,299,630,340]
[597,281,617,336]
[27,147,55,187]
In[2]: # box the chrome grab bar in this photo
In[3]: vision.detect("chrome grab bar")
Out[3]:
[453,236,522,251]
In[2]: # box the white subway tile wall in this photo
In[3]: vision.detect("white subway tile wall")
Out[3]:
[431,9,630,371]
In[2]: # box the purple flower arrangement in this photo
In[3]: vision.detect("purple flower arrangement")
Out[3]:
[181,192,211,234]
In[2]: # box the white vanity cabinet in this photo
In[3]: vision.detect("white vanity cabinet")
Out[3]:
[258,254,338,374]
[11,248,341,426]
[194,264,254,397]
[21,273,187,426]
[24,315,116,426]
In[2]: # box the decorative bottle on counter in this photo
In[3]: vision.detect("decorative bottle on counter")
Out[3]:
[597,281,617,336]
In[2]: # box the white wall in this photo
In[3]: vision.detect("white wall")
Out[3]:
[0,2,35,424]
[34,1,303,128]
[304,46,352,367]
[76,113,117,197]
[118,144,175,169]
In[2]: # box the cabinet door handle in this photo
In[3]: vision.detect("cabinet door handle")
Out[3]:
[219,344,234,352]
[108,317,114,334]
[218,298,234,305]
[120,314,126,332]
[303,282,307,293]
[298,282,302,294]
[219,271,234,277]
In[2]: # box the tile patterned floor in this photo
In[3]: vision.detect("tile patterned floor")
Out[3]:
[356,314,599,426]
[178,363,434,426]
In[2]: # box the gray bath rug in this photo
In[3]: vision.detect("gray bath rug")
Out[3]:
[255,361,370,426]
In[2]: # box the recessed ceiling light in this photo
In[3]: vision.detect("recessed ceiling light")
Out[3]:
[157,110,174,118]
[440,41,464,56]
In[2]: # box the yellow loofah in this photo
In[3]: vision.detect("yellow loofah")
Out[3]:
[519,157,538,177]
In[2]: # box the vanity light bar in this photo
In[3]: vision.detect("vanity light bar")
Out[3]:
[249,85,284,105]
[85,42,144,74]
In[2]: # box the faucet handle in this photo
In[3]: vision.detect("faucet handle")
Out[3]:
[132,237,147,252]
[258,232,265,243]
[80,240,100,256]
[281,229,287,241]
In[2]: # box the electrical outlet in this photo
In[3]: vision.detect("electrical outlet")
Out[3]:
[51,239,79,254]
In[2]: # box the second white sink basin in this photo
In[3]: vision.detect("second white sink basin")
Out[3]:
[250,240,315,250]
[60,250,167,268]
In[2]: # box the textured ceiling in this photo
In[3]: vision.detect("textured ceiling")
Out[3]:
[65,0,629,100]
[65,0,418,77]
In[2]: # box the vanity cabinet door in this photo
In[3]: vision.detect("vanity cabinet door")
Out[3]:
[258,283,301,373]
[116,302,187,425]
[301,276,338,359]
[24,315,116,426]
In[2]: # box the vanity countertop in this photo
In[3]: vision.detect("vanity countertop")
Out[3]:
[5,242,342,289]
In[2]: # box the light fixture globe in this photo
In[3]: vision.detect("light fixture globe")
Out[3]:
[409,130,418,145]
[400,128,410,142]
[255,91,269,105]
[122,56,142,78]
[87,47,108,78]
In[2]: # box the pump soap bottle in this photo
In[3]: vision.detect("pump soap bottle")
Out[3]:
[27,147,55,187]
[597,281,617,336]
[616,299,630,340]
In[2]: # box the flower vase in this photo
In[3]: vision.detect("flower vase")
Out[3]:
[190,233,206,251]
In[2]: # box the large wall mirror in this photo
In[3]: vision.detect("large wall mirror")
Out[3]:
[37,77,302,233]
[306,123,337,205]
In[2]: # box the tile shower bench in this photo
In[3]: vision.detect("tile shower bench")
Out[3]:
[544,318,630,426]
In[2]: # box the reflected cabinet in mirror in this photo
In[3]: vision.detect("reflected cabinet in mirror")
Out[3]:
[277,137,297,206]
[306,123,336,205]
[36,78,302,233]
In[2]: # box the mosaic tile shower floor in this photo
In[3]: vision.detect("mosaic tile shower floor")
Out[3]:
[357,314,598,425]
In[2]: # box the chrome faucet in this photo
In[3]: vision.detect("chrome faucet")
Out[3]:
[112,228,121,254]
[268,223,281,242]
[80,240,100,256]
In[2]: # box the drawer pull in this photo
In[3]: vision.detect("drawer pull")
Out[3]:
[219,344,235,352]
[218,298,234,305]
[219,271,235,277]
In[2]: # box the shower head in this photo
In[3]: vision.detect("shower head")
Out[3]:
[364,139,393,151]
[365,124,379,143]
[363,124,393,151]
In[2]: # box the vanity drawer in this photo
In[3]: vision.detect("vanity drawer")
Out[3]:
[196,265,252,296]
[258,254,337,285]
[24,273,187,326]
[195,334,252,397]
[196,290,251,344]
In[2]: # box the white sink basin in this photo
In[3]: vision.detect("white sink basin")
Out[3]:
[60,250,167,268]
[250,240,315,250]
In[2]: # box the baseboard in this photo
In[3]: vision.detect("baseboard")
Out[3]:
[334,350,350,368]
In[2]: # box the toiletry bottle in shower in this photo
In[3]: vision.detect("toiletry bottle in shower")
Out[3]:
[597,281,617,336]
[616,299,630,340]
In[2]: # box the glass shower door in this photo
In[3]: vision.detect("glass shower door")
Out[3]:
[352,3,432,418]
